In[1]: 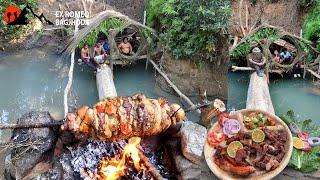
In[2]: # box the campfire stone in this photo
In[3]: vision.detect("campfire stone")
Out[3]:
[4,111,57,179]
[166,137,217,180]
[180,121,207,164]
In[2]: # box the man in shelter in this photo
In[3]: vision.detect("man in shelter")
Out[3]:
[93,42,109,65]
[247,47,266,77]
[280,48,292,64]
[102,39,110,55]
[118,37,133,56]
[81,43,97,69]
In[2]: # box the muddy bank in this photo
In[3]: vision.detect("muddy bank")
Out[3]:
[156,56,228,100]
[229,0,306,36]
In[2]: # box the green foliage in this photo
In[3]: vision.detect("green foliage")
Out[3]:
[281,110,320,172]
[0,0,37,37]
[147,0,231,59]
[78,18,126,48]
[303,0,320,51]
[231,27,280,60]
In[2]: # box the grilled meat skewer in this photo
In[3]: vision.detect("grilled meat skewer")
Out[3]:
[62,94,185,141]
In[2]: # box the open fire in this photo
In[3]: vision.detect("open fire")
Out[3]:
[97,137,148,179]
[69,137,157,180]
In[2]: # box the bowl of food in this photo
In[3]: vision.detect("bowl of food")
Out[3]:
[204,109,293,180]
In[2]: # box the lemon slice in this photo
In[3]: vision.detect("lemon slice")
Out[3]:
[227,141,243,158]
[293,137,304,149]
[252,129,265,143]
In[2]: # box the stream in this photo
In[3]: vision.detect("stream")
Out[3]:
[0,49,198,142]
[228,72,320,122]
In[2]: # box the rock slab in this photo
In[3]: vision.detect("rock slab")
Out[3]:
[180,121,207,164]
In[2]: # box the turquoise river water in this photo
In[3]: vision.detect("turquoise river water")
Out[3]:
[0,49,319,142]
[228,72,320,122]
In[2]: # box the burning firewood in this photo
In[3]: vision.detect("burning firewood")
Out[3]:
[62,94,186,141]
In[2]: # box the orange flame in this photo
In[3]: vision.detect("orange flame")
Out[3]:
[98,137,143,180]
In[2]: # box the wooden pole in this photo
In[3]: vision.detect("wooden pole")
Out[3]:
[63,20,79,118]
[231,66,255,71]
[0,121,63,130]
[149,59,201,114]
[138,151,163,180]
[307,69,320,79]
[239,0,246,37]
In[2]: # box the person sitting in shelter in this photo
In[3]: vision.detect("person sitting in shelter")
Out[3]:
[102,39,110,55]
[280,48,292,64]
[273,49,281,63]
[118,37,133,56]
[129,34,140,53]
[93,41,109,66]
[81,43,97,69]
[247,47,266,77]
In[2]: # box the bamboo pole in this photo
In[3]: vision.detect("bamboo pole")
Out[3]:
[149,59,201,114]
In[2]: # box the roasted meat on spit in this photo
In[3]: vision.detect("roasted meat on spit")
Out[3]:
[62,94,185,141]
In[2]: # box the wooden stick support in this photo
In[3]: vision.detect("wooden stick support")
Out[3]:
[149,59,201,114]
[307,69,320,79]
[138,151,164,180]
[0,121,63,130]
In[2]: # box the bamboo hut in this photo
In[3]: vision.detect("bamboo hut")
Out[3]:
[62,9,157,67]
[231,24,320,78]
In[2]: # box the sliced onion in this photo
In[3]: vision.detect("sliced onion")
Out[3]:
[289,123,300,135]
[223,119,240,135]
[308,137,320,147]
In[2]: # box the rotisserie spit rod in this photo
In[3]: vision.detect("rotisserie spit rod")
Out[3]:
[61,94,186,141]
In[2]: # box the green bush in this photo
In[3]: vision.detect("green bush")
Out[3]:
[303,0,320,51]
[78,18,126,48]
[230,27,280,60]
[147,0,231,60]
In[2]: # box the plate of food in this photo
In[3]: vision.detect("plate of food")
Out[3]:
[204,109,293,180]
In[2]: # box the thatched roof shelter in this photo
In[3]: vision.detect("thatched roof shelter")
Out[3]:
[62,9,157,64]
[230,24,319,74]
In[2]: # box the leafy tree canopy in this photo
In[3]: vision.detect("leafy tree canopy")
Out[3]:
[303,0,320,51]
[147,0,231,59]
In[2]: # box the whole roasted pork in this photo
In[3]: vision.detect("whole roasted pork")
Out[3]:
[62,94,185,141]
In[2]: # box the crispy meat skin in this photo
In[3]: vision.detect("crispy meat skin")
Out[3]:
[63,94,184,141]
[214,156,256,176]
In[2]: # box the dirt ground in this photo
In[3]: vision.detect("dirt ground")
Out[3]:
[229,0,306,37]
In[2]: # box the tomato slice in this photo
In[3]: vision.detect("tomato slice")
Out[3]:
[298,131,309,141]
[207,131,225,147]
[248,113,256,118]
[218,112,229,126]
[302,141,312,152]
